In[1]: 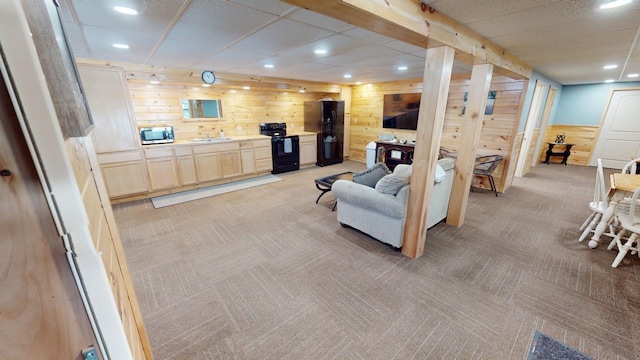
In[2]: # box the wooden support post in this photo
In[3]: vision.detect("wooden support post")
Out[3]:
[446,63,494,227]
[402,46,455,259]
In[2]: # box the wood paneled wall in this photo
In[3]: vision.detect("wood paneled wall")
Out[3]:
[66,137,152,359]
[128,83,337,140]
[350,74,526,192]
[537,125,598,166]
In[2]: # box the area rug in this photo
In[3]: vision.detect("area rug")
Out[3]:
[528,331,593,360]
[151,175,282,208]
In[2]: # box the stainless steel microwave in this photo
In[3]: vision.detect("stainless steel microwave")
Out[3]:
[140,126,175,145]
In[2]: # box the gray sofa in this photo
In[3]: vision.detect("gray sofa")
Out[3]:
[332,157,456,248]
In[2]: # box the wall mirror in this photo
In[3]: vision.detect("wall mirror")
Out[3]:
[181,99,223,119]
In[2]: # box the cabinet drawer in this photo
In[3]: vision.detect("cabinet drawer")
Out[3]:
[239,141,253,149]
[174,146,194,156]
[97,150,142,164]
[254,146,272,160]
[193,142,239,154]
[299,135,316,143]
[144,147,174,159]
[253,139,271,148]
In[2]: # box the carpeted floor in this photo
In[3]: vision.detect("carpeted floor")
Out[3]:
[113,161,640,360]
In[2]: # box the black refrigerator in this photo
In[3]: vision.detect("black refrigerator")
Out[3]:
[304,100,344,166]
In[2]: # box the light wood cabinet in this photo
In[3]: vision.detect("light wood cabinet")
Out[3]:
[195,153,221,182]
[177,156,197,185]
[241,149,256,175]
[101,161,149,198]
[299,134,317,166]
[219,151,242,178]
[147,157,179,190]
[254,138,273,172]
[78,65,139,153]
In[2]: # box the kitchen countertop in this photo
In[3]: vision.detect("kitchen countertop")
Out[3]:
[141,132,317,148]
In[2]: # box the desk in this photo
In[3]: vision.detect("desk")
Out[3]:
[589,173,640,248]
[544,142,574,165]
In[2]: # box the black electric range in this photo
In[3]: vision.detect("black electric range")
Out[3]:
[259,123,300,174]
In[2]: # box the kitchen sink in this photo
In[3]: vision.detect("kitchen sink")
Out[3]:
[190,137,232,142]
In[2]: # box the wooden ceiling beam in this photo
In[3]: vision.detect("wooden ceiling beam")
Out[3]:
[282,0,533,79]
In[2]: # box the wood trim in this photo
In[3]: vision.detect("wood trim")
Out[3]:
[446,63,493,226]
[402,46,455,259]
[282,0,532,79]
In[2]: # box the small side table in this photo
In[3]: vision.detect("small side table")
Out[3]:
[544,142,574,165]
[314,171,353,211]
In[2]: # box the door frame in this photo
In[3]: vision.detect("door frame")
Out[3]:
[532,85,558,165]
[515,80,546,177]
[589,87,640,167]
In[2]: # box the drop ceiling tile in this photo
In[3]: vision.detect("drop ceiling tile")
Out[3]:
[314,46,403,66]
[62,21,88,53]
[194,49,268,72]
[382,40,426,54]
[147,39,222,68]
[229,18,332,56]
[341,27,395,44]
[509,30,635,59]
[286,9,354,32]
[89,51,149,65]
[166,0,277,49]
[227,0,296,15]
[82,25,158,57]
[66,0,185,35]
[428,0,553,24]
[273,34,373,63]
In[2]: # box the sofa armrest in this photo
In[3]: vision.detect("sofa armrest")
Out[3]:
[332,180,406,219]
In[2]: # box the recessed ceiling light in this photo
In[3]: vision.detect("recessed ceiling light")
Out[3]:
[604,79,615,83]
[366,83,372,87]
[113,6,138,15]
[603,64,618,69]
[314,49,327,55]
[299,89,306,93]
[627,73,639,78]
[202,84,210,87]
[264,64,274,68]
[242,86,250,90]
[282,92,288,95]
[397,66,408,71]
[343,74,352,78]
[355,82,362,85]
[599,0,632,9]
[230,90,237,93]
[113,43,129,49]
[149,80,159,84]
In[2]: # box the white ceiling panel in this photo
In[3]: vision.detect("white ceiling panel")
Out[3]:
[229,18,333,56]
[166,0,276,47]
[286,9,354,32]
[193,49,267,72]
[60,0,640,85]
[82,25,158,55]
[227,0,296,16]
[314,46,403,67]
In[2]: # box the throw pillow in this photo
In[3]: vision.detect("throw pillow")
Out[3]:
[375,170,411,195]
[353,162,391,188]
[434,163,447,183]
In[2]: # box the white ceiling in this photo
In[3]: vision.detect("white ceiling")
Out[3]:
[58,0,640,85]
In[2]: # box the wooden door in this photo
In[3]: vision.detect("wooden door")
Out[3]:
[147,157,179,190]
[591,89,640,168]
[195,153,221,182]
[515,80,546,176]
[1,74,99,359]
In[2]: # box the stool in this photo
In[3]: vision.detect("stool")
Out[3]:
[544,142,574,165]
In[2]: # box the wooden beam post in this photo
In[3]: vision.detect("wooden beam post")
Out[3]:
[402,46,455,259]
[446,63,494,226]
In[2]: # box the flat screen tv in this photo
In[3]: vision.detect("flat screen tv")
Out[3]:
[382,93,421,130]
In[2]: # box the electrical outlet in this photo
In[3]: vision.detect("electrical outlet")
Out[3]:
[236,125,242,132]
[290,123,294,128]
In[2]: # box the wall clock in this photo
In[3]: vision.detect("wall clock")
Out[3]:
[201,70,215,84]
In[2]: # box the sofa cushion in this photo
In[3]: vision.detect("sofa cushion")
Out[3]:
[375,169,411,195]
[352,162,391,188]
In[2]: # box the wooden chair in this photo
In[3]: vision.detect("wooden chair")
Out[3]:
[578,159,615,243]
[607,186,640,268]
[621,158,640,174]
[473,155,503,197]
